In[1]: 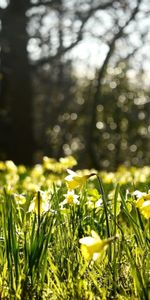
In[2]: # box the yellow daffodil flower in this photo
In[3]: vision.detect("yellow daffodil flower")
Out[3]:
[133,190,150,218]
[17,165,27,174]
[60,190,79,208]
[28,190,50,215]
[59,156,77,168]
[0,161,5,171]
[43,156,57,171]
[79,231,116,261]
[139,200,150,219]
[5,160,17,173]
[133,190,150,208]
[14,193,26,205]
[65,169,95,190]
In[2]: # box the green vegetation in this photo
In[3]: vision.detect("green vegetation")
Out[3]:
[0,157,150,299]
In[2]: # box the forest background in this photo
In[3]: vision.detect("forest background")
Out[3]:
[0,0,150,170]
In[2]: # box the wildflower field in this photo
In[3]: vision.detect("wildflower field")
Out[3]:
[0,157,150,299]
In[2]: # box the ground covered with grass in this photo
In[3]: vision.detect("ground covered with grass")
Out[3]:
[0,156,150,299]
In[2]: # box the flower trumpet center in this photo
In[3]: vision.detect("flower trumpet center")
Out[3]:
[67,195,74,204]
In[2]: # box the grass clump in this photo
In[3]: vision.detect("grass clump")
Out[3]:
[0,157,150,299]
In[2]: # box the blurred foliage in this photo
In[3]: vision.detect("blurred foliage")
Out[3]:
[0,0,150,169]
[41,62,150,170]
[1,59,150,170]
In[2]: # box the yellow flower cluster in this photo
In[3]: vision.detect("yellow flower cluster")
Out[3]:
[43,156,77,173]
[101,165,150,185]
[0,157,150,221]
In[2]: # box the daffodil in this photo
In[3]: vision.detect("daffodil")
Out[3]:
[43,156,57,171]
[0,161,5,171]
[133,190,146,205]
[138,200,150,219]
[133,190,150,208]
[133,190,150,219]
[59,156,77,168]
[17,165,27,174]
[79,231,116,261]
[5,160,17,173]
[60,190,79,208]
[28,190,50,214]
[65,169,95,190]
[14,193,26,205]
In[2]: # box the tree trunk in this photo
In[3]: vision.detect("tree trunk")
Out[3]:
[1,0,35,165]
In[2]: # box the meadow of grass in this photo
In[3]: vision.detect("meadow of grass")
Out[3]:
[0,156,149,299]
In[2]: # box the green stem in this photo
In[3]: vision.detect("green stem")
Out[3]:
[37,191,41,232]
[96,175,112,263]
[96,175,110,238]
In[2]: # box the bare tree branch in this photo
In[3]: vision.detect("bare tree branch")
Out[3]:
[35,0,117,66]
[75,0,116,19]
[87,0,142,169]
[125,30,148,61]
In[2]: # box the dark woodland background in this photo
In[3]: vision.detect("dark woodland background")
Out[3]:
[0,0,150,170]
